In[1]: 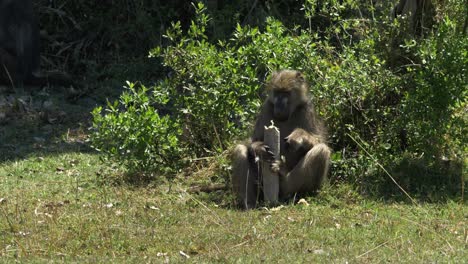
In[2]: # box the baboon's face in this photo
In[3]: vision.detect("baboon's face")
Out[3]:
[268,70,307,122]
[272,90,290,121]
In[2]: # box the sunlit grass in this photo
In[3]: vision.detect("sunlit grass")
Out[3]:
[0,153,466,262]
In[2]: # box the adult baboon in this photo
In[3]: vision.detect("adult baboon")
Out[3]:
[231,70,331,209]
[0,0,72,89]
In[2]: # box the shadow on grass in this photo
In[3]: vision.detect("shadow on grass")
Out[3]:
[189,156,466,208]
[0,88,104,163]
[378,158,465,203]
[0,60,165,163]
[106,156,465,208]
[331,156,466,204]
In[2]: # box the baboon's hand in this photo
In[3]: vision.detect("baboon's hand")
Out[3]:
[270,160,281,173]
[270,158,287,177]
[249,141,275,162]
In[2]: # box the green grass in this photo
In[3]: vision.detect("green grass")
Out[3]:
[1,151,466,262]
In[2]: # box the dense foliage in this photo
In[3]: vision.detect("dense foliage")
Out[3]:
[91,1,466,199]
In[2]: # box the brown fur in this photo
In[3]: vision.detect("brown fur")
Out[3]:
[231,70,330,209]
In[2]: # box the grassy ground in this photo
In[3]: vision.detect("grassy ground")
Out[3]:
[0,91,466,262]
[1,152,466,262]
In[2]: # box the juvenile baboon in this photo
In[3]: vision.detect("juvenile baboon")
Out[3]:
[231,70,331,209]
[0,0,72,89]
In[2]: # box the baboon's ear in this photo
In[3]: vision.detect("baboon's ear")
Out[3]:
[295,71,304,81]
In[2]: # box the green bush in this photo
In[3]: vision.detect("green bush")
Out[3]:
[90,82,184,175]
[91,1,466,198]
[401,18,467,158]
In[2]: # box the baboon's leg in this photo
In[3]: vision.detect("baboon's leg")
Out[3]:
[279,143,330,198]
[231,144,258,209]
